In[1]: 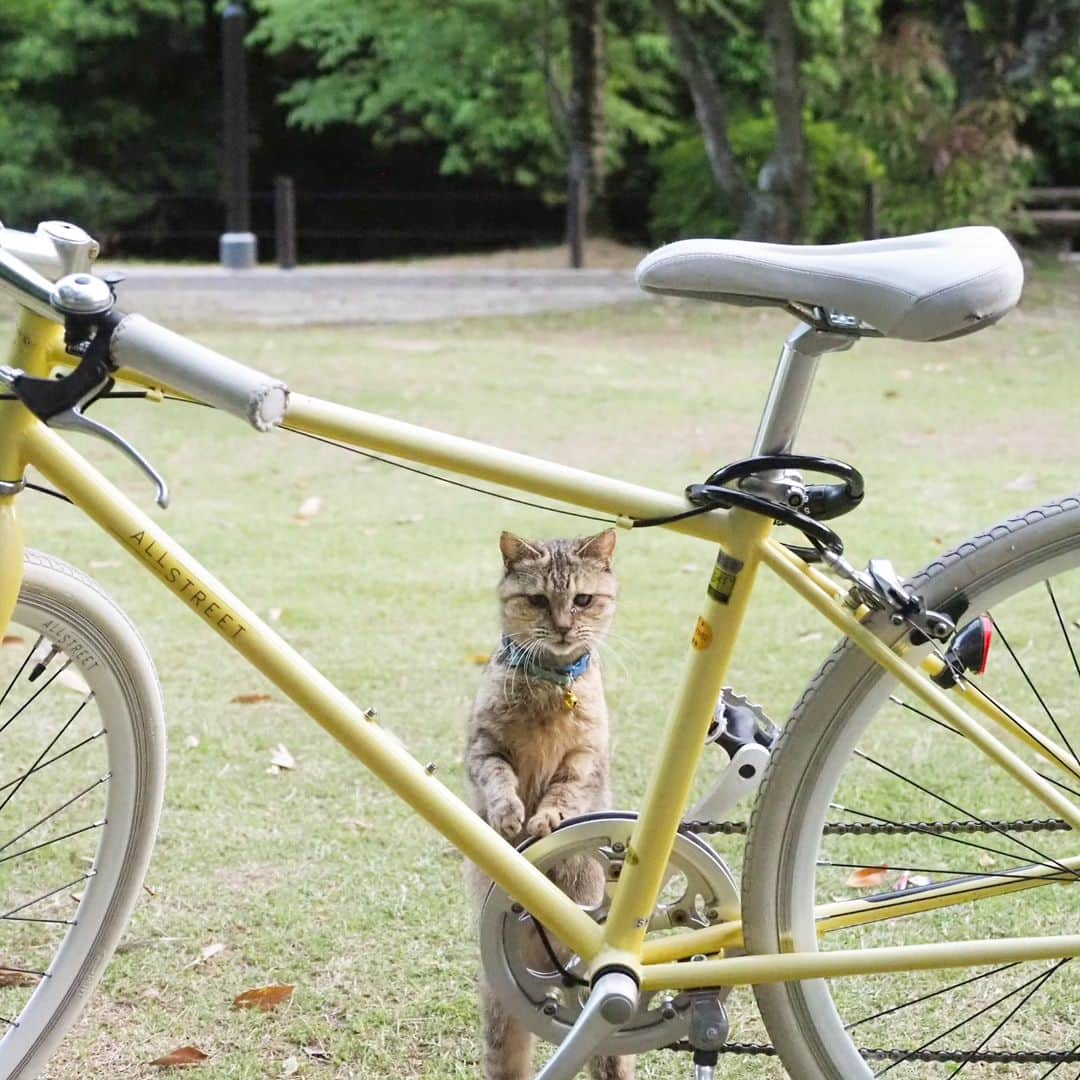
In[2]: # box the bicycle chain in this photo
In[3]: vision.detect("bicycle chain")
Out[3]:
[668,1041,1080,1064]
[680,816,1070,836]
[672,814,1073,1064]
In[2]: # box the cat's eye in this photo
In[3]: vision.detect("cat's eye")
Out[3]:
[573,594,593,609]
[526,594,549,609]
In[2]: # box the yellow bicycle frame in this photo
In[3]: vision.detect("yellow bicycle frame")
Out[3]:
[1,308,1078,993]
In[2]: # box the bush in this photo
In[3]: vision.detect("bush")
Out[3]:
[649,114,882,243]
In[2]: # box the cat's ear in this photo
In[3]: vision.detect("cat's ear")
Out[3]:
[576,529,617,567]
[500,532,544,568]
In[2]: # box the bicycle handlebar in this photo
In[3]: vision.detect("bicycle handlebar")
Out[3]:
[0,222,289,432]
[110,314,289,432]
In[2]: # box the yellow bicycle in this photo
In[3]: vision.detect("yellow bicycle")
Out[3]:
[0,218,1075,1078]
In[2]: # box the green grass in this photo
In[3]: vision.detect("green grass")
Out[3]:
[1,257,1077,1078]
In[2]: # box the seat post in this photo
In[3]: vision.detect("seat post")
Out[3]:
[751,322,855,456]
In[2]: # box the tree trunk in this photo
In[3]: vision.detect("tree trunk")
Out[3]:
[651,0,749,217]
[565,0,607,266]
[742,0,810,241]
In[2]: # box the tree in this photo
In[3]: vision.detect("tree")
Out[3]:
[0,0,218,236]
[651,0,809,240]
[252,0,677,258]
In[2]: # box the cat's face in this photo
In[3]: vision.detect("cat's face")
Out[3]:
[497,530,617,663]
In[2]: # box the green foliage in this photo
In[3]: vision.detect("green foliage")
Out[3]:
[253,0,678,200]
[649,114,882,241]
[0,0,213,233]
[1024,53,1080,181]
[808,17,1034,233]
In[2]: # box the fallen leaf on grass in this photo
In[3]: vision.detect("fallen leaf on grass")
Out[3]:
[1004,472,1037,492]
[291,496,322,524]
[184,734,200,750]
[150,1046,209,1067]
[57,666,91,695]
[231,693,272,705]
[1,634,24,647]
[184,942,226,969]
[282,1058,300,1077]
[845,865,889,888]
[978,852,997,868]
[468,653,490,665]
[0,967,39,987]
[269,744,296,770]
[233,984,294,1011]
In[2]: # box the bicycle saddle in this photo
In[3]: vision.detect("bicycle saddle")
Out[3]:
[635,226,1024,342]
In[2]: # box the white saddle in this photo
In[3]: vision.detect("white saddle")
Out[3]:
[635,226,1024,342]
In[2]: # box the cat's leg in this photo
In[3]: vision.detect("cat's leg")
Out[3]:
[467,737,526,840]
[525,749,605,838]
[480,976,534,1080]
[589,1053,636,1079]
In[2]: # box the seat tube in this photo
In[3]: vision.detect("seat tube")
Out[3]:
[751,323,855,457]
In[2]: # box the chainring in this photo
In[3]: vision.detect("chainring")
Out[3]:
[478,812,740,1056]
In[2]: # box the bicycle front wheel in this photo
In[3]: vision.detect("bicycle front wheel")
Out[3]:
[0,551,165,1078]
[743,496,1080,1079]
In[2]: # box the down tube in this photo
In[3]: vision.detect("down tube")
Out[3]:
[24,420,601,960]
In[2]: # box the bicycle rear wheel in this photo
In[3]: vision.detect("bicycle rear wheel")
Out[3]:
[743,496,1080,1078]
[0,550,165,1078]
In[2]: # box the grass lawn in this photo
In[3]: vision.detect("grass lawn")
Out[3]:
[1,255,1077,1078]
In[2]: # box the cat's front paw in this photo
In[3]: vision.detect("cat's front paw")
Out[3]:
[488,794,526,840]
[526,807,563,838]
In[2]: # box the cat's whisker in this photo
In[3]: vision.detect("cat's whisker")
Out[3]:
[591,638,632,681]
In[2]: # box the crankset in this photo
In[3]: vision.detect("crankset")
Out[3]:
[478,812,740,1057]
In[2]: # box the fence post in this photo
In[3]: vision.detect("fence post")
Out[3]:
[862,181,879,240]
[275,176,297,269]
[567,147,586,269]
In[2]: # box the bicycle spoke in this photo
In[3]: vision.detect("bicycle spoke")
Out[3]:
[1047,580,1080,681]
[853,749,1079,879]
[1039,1038,1080,1078]
[0,729,106,795]
[989,613,1079,770]
[830,803,1071,871]
[0,634,41,711]
[946,959,1069,1078]
[845,963,1019,1030]
[1,873,93,921]
[873,963,1066,1077]
[0,821,105,868]
[0,659,79,741]
[0,698,90,815]
[819,859,1072,883]
[0,775,108,855]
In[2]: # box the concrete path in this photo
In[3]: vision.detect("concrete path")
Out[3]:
[104,264,645,326]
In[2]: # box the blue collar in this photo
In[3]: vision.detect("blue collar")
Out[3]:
[498,636,591,687]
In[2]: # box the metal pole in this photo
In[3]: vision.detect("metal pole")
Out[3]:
[567,145,585,269]
[220,1,257,269]
[274,176,297,269]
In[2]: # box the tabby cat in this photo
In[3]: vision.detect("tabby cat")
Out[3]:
[465,529,633,1080]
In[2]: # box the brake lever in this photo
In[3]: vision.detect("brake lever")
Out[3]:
[49,405,170,508]
[0,271,170,508]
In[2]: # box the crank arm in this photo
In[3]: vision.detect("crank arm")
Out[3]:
[688,742,770,822]
[535,969,638,1080]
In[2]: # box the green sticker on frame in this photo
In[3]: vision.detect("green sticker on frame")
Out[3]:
[708,551,744,604]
